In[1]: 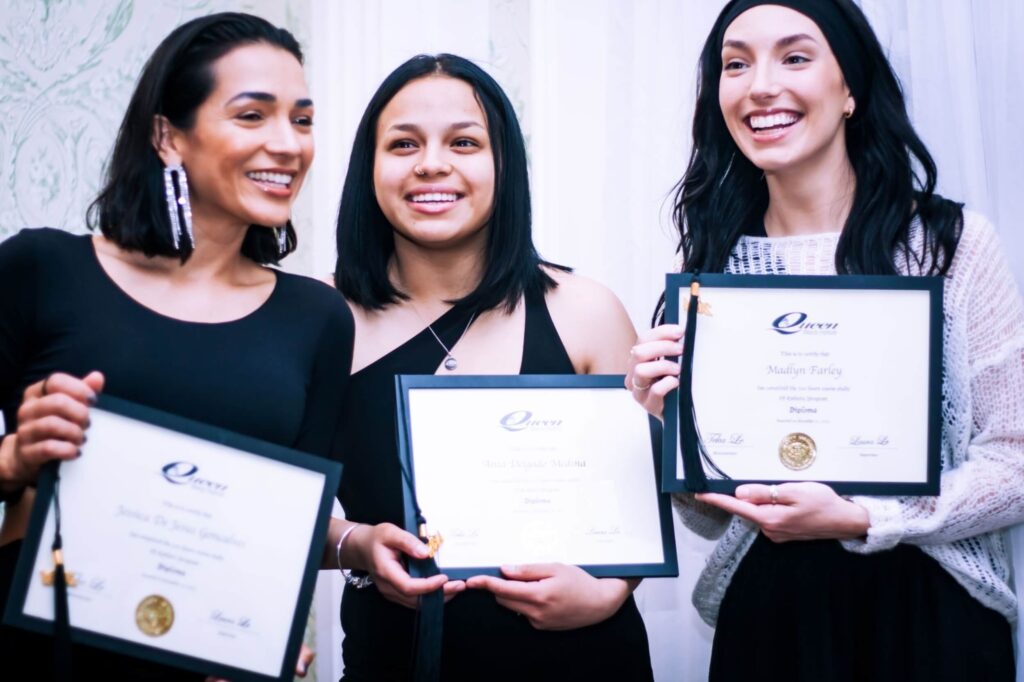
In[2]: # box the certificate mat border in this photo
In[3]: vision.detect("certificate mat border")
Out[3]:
[661,273,943,496]
[3,395,342,682]
[396,374,678,580]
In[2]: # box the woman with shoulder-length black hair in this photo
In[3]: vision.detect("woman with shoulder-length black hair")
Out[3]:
[0,12,354,680]
[336,53,547,314]
[330,54,654,681]
[628,1,1024,680]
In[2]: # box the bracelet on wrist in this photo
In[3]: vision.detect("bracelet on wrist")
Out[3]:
[335,522,374,589]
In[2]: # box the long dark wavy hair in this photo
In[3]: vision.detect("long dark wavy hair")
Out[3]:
[672,0,962,280]
[335,54,559,314]
[88,12,303,264]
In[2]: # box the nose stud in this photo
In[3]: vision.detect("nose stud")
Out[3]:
[414,164,427,177]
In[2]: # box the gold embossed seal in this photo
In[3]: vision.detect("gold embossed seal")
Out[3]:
[135,595,174,637]
[779,433,817,470]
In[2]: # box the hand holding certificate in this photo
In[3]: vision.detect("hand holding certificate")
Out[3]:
[661,274,942,496]
[4,396,341,682]
[395,375,677,580]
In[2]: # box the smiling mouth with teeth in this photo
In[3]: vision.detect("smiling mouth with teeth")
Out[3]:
[408,192,461,203]
[747,112,802,131]
[246,171,294,187]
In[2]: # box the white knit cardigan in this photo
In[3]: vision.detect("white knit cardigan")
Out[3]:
[673,211,1024,626]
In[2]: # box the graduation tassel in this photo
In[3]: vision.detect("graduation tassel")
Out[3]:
[394,375,450,682]
[678,274,730,491]
[410,515,443,682]
[49,464,74,681]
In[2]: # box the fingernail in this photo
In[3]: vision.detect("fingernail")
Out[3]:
[82,435,88,444]
[76,450,83,458]
[299,661,308,675]
[86,394,97,406]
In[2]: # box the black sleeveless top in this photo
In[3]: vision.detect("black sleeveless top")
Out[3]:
[337,288,653,682]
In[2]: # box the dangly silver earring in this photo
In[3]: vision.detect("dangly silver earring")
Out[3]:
[276,226,288,255]
[163,164,194,250]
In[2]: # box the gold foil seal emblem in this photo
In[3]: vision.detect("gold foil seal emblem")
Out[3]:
[778,433,817,470]
[135,595,174,637]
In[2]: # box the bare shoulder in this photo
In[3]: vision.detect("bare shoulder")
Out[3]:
[542,266,637,374]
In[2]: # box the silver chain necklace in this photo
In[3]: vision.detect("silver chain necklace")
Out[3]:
[423,311,477,371]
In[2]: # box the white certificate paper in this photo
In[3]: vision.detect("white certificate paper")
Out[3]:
[399,377,676,578]
[8,400,339,680]
[664,275,941,494]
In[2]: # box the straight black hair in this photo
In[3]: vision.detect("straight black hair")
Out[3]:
[335,53,558,314]
[672,0,962,280]
[87,12,303,264]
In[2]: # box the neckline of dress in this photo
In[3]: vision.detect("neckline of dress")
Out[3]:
[352,303,476,377]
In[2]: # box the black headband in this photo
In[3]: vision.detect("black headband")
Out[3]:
[717,0,867,104]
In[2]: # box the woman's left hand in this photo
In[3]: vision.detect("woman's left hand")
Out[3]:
[465,564,631,630]
[696,482,870,542]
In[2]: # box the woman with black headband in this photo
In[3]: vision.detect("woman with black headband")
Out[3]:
[627,1,1023,679]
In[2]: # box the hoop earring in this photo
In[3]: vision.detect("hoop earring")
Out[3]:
[844,104,855,119]
[276,226,288,255]
[163,164,194,250]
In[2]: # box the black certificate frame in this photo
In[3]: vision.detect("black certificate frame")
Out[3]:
[662,273,943,496]
[3,395,342,682]
[395,374,678,580]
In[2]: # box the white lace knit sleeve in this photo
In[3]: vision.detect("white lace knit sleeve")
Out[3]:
[843,214,1024,553]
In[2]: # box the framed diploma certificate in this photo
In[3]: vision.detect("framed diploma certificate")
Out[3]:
[663,274,942,496]
[396,375,678,579]
[4,396,341,681]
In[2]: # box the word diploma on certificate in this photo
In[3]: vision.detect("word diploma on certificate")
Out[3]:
[4,396,341,682]
[662,273,942,496]
[396,375,678,579]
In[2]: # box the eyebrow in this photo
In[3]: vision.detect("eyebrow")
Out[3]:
[387,121,485,133]
[722,33,819,50]
[226,92,314,107]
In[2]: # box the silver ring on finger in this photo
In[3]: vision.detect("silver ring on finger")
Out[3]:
[769,484,779,505]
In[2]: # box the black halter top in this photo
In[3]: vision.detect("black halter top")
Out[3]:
[335,288,654,682]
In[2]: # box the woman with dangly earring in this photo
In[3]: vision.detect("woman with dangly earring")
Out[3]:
[0,13,355,680]
[627,1,1024,680]
[328,54,654,681]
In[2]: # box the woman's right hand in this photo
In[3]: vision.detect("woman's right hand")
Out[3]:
[345,522,465,609]
[625,325,683,420]
[0,371,104,489]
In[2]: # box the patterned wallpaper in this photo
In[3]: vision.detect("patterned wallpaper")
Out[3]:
[0,0,314,268]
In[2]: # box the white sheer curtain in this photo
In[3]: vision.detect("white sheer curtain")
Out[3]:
[307,2,1024,680]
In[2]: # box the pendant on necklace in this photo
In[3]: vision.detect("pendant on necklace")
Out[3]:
[443,356,458,371]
